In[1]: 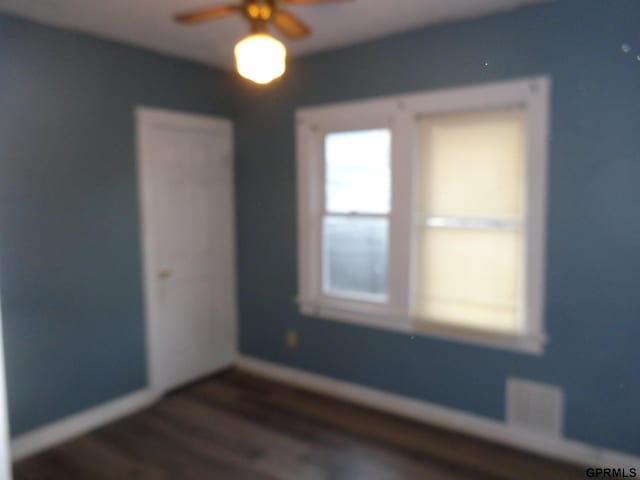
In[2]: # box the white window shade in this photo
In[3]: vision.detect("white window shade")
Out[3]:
[414,107,526,334]
[415,229,522,333]
[417,108,525,218]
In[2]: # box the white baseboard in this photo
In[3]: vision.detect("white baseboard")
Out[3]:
[236,355,640,469]
[11,389,158,462]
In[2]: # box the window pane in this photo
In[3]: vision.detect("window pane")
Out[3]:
[416,107,525,218]
[323,216,388,299]
[325,129,391,214]
[414,228,522,333]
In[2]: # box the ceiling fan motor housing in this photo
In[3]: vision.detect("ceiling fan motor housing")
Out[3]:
[244,0,277,28]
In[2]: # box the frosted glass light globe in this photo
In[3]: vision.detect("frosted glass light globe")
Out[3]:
[234,33,286,84]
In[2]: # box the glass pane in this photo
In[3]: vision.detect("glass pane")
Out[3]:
[414,228,522,333]
[416,107,525,218]
[323,216,388,299]
[325,129,391,214]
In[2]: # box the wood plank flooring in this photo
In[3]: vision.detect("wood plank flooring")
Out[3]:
[14,369,585,480]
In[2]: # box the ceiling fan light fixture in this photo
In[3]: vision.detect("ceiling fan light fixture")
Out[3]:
[234,33,286,84]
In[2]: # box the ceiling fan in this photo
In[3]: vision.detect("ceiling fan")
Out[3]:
[175,0,353,84]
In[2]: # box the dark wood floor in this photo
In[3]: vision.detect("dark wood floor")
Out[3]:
[15,369,585,480]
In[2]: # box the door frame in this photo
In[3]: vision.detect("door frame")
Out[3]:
[0,310,12,479]
[135,106,236,395]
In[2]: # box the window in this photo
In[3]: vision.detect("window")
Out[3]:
[414,107,525,334]
[296,77,550,354]
[323,129,391,301]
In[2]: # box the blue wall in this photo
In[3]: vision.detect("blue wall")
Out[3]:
[0,14,234,436]
[1,0,639,457]
[234,0,640,455]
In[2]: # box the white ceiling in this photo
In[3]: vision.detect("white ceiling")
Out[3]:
[0,0,551,69]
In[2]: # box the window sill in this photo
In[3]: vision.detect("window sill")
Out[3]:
[296,299,547,356]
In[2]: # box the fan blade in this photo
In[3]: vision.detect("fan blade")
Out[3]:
[281,0,353,4]
[272,10,311,39]
[175,5,241,24]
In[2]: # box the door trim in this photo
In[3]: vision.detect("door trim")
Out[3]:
[135,106,236,395]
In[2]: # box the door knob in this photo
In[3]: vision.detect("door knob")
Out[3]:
[158,268,173,279]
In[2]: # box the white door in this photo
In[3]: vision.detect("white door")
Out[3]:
[137,107,236,394]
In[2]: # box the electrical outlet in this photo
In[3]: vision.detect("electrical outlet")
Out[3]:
[286,330,298,349]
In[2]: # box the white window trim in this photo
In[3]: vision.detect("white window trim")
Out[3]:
[296,76,551,355]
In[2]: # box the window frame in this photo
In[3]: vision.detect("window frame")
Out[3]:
[295,76,550,355]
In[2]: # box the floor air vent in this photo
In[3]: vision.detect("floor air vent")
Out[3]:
[506,378,564,437]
